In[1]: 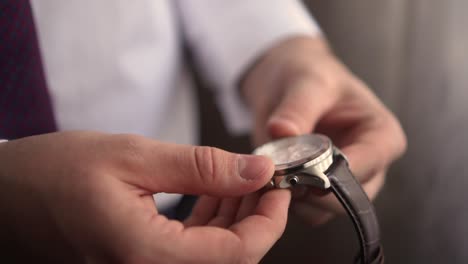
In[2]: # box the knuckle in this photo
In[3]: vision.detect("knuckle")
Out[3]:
[395,123,408,157]
[192,146,219,185]
[368,109,408,165]
[386,114,408,158]
[115,133,145,150]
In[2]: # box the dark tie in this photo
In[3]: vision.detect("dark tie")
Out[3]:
[0,0,56,140]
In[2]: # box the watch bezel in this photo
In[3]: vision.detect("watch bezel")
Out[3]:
[253,134,333,176]
[254,135,383,263]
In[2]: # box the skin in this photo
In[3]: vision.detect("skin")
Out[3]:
[0,36,406,263]
[0,132,290,263]
[242,36,407,225]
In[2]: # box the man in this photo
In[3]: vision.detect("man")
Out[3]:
[0,0,406,262]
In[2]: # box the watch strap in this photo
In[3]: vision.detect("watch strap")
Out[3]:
[327,154,384,264]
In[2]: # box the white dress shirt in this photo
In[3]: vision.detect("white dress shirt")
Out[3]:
[30,0,320,210]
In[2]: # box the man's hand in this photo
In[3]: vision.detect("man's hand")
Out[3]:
[0,131,290,263]
[242,36,406,225]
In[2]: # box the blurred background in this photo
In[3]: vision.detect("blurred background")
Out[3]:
[196,1,468,263]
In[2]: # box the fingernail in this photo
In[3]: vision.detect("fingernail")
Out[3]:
[237,155,273,181]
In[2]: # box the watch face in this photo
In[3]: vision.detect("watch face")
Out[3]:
[253,134,331,170]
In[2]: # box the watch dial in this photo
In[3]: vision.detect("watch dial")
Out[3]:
[253,134,331,166]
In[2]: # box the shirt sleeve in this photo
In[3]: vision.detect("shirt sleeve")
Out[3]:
[175,0,321,135]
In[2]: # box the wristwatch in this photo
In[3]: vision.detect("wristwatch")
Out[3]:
[253,134,384,264]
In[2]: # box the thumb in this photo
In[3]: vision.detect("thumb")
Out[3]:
[134,141,274,197]
[267,78,337,138]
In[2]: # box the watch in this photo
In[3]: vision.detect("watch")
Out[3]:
[253,134,384,264]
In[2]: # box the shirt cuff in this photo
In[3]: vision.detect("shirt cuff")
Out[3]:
[177,0,321,135]
[0,139,8,143]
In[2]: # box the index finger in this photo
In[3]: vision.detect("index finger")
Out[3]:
[266,77,338,141]
[146,189,291,263]
[229,188,291,262]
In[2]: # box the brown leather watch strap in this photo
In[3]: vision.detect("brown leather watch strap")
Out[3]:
[326,154,384,264]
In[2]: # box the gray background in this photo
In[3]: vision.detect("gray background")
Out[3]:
[197,1,468,263]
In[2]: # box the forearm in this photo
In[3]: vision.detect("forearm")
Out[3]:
[176,0,321,134]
